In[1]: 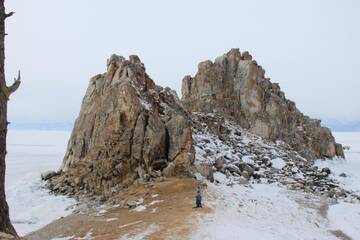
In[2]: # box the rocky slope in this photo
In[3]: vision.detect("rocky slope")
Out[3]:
[47,55,194,197]
[182,49,344,160]
[192,112,357,200]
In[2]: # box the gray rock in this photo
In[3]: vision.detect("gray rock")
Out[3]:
[41,170,58,181]
[243,164,254,176]
[241,171,250,180]
[225,169,231,178]
[252,172,262,179]
[162,162,176,177]
[214,157,225,171]
[195,163,214,182]
[74,177,82,185]
[339,172,347,177]
[225,165,241,175]
[321,167,331,175]
[125,200,137,209]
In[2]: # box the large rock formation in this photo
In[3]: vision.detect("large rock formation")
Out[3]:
[50,55,194,197]
[182,49,344,160]
[47,49,345,199]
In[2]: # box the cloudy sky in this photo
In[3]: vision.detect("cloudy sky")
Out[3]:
[4,0,360,128]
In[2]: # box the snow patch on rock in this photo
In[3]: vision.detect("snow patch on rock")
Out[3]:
[272,158,286,169]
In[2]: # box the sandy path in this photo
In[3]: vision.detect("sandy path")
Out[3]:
[25,178,211,240]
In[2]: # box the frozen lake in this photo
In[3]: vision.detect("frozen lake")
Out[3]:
[5,130,75,236]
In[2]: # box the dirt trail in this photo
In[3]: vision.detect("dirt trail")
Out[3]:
[25,178,212,240]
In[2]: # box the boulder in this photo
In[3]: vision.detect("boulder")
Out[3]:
[241,171,250,180]
[335,143,345,158]
[41,170,58,181]
[339,172,347,178]
[225,164,241,175]
[236,162,254,176]
[125,199,138,209]
[195,163,214,182]
[214,157,225,171]
[321,167,331,175]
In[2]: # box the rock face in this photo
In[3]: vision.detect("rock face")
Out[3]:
[182,49,344,160]
[51,55,194,196]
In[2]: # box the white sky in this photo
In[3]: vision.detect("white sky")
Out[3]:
[4,0,360,125]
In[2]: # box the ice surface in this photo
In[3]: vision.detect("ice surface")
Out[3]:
[5,130,76,236]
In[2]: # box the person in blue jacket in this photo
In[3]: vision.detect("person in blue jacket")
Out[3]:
[195,190,202,208]
[193,174,203,208]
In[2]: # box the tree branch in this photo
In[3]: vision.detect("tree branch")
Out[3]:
[4,11,15,19]
[8,70,21,94]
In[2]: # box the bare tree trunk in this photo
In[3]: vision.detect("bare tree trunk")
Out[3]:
[0,0,20,237]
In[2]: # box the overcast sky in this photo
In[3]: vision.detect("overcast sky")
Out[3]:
[4,0,360,127]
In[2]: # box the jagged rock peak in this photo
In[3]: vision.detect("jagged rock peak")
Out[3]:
[181,48,344,160]
[49,54,194,197]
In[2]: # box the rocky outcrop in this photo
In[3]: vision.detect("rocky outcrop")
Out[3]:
[46,49,346,200]
[48,55,194,197]
[182,49,344,160]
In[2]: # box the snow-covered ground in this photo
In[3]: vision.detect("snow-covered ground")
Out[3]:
[4,130,360,239]
[192,132,360,240]
[5,130,76,236]
[192,183,337,240]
